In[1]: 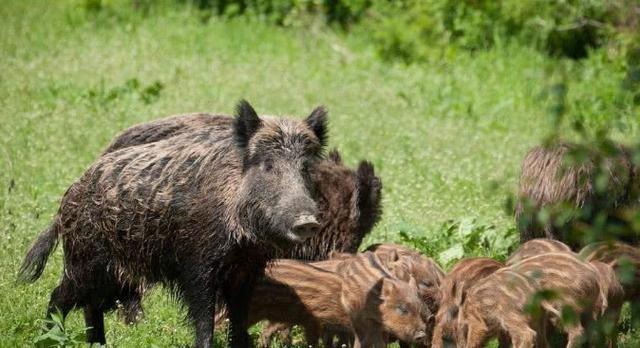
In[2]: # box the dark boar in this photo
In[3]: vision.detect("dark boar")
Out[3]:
[104,113,382,261]
[100,113,383,325]
[18,100,328,348]
[432,257,504,348]
[506,238,572,266]
[515,142,640,249]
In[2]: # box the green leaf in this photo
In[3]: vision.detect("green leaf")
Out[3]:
[438,244,464,266]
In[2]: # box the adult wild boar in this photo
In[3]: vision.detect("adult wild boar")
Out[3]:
[98,112,383,326]
[103,114,382,262]
[19,100,328,348]
[516,142,640,249]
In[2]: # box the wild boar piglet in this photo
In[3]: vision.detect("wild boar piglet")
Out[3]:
[506,238,572,266]
[432,257,504,348]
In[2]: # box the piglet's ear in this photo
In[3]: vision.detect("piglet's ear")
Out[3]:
[306,106,328,148]
[381,277,396,298]
[389,249,400,262]
[233,99,262,150]
[409,276,418,289]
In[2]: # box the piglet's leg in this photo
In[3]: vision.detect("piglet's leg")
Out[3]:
[510,327,536,348]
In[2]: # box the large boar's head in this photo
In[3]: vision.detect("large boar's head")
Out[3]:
[233,100,327,245]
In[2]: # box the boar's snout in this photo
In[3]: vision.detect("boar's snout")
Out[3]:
[290,214,320,242]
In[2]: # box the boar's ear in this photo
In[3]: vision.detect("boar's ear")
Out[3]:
[234,99,262,150]
[306,106,328,148]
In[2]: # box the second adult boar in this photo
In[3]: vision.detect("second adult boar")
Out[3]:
[516,142,640,249]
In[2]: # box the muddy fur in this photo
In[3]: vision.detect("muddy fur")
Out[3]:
[508,252,603,347]
[432,257,503,348]
[248,252,429,348]
[104,113,382,261]
[506,238,572,266]
[98,112,383,327]
[106,121,382,247]
[516,142,640,249]
[455,268,547,348]
[18,100,328,348]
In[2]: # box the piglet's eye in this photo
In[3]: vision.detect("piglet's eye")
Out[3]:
[419,281,433,289]
[396,303,409,315]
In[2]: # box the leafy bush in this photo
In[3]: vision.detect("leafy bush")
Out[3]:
[363,0,640,62]
[397,218,518,269]
[170,0,371,27]
[33,311,88,348]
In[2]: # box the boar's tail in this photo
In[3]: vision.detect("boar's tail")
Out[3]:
[18,223,59,283]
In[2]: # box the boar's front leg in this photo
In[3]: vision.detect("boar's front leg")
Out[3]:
[180,271,217,348]
[84,305,106,344]
[222,279,255,348]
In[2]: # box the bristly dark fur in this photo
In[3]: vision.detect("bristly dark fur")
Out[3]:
[91,112,382,331]
[18,223,58,282]
[104,115,381,263]
[286,157,382,261]
[19,101,327,348]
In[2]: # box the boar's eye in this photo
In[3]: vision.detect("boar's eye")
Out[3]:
[262,159,273,172]
[396,303,409,315]
[419,281,433,289]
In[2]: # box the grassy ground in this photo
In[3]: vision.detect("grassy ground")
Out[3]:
[1,1,639,347]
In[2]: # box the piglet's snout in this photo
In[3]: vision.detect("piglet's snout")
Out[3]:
[413,330,427,342]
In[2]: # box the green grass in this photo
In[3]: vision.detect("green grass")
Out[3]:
[1,1,639,346]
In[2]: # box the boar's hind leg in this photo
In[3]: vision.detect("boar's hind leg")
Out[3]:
[84,305,106,344]
[46,276,79,322]
[46,275,107,344]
